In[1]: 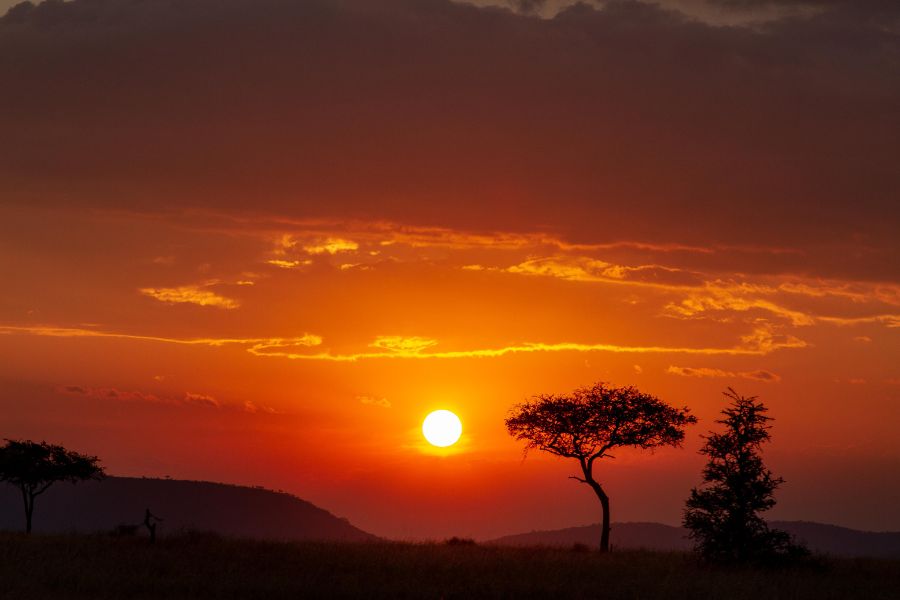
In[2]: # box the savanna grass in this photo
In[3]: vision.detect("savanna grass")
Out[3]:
[0,532,897,599]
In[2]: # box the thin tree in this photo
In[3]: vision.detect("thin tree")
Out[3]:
[683,388,806,564]
[506,382,697,552]
[0,439,105,533]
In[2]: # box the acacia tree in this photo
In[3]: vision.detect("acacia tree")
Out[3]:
[506,382,697,552]
[0,439,104,533]
[683,389,806,564]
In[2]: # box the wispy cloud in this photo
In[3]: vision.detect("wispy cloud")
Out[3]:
[58,385,224,407]
[242,400,278,414]
[505,256,700,289]
[183,392,220,408]
[663,284,815,326]
[0,325,322,351]
[266,259,310,269]
[303,237,359,255]
[248,326,806,361]
[140,285,239,309]
[358,395,391,408]
[3,323,805,363]
[666,366,782,382]
[369,336,438,353]
[818,314,900,327]
[57,384,283,413]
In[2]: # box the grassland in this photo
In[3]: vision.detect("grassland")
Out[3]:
[0,532,898,599]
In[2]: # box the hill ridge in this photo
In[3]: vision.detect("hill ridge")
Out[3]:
[0,475,376,542]
[487,520,900,558]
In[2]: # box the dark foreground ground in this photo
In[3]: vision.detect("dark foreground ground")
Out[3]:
[1,533,898,599]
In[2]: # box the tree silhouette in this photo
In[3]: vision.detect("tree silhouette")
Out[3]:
[506,382,697,552]
[0,439,104,533]
[683,389,807,564]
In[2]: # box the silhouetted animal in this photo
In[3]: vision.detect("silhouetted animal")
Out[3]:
[144,508,163,543]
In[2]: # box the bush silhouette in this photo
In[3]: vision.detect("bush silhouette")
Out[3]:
[683,389,808,564]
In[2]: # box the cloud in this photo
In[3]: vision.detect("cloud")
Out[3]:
[369,336,438,353]
[818,314,900,328]
[247,324,806,361]
[61,384,88,394]
[243,400,278,414]
[57,384,279,411]
[58,385,165,405]
[480,252,897,329]
[266,259,306,269]
[303,238,359,255]
[0,324,322,351]
[666,366,782,382]
[140,285,239,309]
[358,395,392,409]
[663,284,816,326]
[505,256,699,289]
[183,392,220,408]
[1,0,897,274]
[6,322,806,363]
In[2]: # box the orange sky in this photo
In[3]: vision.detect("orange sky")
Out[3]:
[1,0,898,539]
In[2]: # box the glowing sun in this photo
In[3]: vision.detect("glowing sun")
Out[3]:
[422,410,462,447]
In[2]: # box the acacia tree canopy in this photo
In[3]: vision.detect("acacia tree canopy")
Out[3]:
[506,382,696,552]
[507,383,697,468]
[0,439,105,533]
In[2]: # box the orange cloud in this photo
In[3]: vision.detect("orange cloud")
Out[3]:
[666,366,782,382]
[779,281,900,307]
[266,259,309,269]
[818,314,900,327]
[139,285,239,309]
[247,325,806,361]
[303,237,359,255]
[663,284,815,326]
[505,256,697,289]
[183,392,220,408]
[368,336,438,353]
[0,325,322,351]
[4,323,805,363]
[242,400,278,414]
[358,395,392,409]
[58,385,224,408]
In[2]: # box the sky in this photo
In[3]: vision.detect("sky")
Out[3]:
[0,0,898,540]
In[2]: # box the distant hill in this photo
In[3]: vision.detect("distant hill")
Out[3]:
[488,521,900,558]
[0,476,376,542]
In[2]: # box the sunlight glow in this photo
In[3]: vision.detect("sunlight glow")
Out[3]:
[422,410,462,447]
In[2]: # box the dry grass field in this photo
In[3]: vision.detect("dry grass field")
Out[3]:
[0,532,898,599]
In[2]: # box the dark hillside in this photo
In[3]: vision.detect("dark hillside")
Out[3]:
[488,521,900,558]
[0,476,375,542]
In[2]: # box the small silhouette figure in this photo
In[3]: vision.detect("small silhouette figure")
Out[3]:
[143,508,163,543]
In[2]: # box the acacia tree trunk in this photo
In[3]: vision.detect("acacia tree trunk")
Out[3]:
[588,480,611,552]
[22,489,34,534]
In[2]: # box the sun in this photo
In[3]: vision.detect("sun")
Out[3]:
[422,410,462,447]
